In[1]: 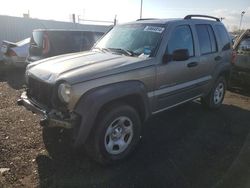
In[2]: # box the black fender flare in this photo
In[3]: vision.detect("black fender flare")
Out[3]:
[73,80,151,147]
[209,62,232,91]
[199,62,232,97]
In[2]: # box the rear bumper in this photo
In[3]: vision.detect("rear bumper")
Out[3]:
[26,56,43,64]
[3,56,27,68]
[18,92,77,129]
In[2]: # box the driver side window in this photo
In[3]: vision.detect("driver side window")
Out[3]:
[167,25,194,57]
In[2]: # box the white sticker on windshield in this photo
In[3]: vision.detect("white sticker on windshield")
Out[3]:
[144,26,165,33]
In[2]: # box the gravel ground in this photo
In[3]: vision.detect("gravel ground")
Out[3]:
[0,67,250,188]
[0,67,43,187]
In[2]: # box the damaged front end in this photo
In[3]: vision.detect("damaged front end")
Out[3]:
[17,91,80,129]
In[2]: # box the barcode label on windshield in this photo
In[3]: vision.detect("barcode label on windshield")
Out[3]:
[144,26,165,33]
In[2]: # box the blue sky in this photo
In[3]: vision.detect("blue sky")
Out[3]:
[141,0,250,30]
[0,0,249,31]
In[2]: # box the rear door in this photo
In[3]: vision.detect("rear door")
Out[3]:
[193,24,219,92]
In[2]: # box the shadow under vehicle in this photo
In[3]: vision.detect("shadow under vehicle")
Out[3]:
[38,102,250,188]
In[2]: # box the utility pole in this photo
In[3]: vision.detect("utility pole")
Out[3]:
[114,15,117,25]
[72,14,76,23]
[140,0,143,19]
[239,11,245,31]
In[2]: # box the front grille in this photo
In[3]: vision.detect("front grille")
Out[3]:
[28,77,53,107]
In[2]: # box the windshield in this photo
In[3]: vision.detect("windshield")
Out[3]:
[95,24,165,57]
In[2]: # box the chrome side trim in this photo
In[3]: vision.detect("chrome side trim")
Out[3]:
[147,75,212,98]
[152,95,202,115]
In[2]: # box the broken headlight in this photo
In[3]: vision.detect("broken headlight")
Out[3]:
[58,82,71,104]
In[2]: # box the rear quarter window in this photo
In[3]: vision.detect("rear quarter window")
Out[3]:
[215,25,231,51]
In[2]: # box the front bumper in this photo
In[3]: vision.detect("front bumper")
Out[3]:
[17,92,47,115]
[18,92,77,129]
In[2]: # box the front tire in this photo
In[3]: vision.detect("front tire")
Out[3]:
[85,104,141,165]
[201,76,226,109]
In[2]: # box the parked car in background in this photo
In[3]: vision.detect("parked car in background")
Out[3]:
[26,29,104,64]
[1,38,30,68]
[229,32,238,44]
[231,29,250,86]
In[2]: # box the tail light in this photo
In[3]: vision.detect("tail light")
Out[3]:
[231,50,237,65]
[7,49,17,57]
[42,32,50,55]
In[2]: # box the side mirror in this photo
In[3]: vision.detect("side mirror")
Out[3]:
[162,49,190,63]
[172,49,190,61]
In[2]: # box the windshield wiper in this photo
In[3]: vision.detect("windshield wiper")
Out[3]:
[93,47,110,53]
[107,48,135,56]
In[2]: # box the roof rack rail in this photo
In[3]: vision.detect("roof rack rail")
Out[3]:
[136,18,158,21]
[184,15,220,22]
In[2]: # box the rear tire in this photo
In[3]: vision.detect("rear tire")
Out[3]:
[201,76,226,109]
[85,103,141,165]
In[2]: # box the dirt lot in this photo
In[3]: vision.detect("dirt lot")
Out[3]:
[1,66,250,188]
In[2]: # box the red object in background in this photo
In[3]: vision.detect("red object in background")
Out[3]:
[42,32,50,55]
[232,50,237,65]
[7,49,17,57]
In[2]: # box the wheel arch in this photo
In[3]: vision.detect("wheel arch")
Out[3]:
[212,62,232,87]
[73,81,151,147]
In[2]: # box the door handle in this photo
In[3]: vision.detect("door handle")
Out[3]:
[215,56,222,61]
[187,62,198,68]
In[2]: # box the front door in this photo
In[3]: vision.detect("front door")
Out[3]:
[154,25,204,112]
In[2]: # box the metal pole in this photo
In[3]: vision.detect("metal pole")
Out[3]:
[140,0,143,19]
[78,15,80,23]
[114,15,117,25]
[239,11,245,31]
[72,14,76,24]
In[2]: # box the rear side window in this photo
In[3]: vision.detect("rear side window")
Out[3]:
[48,32,72,54]
[167,25,194,57]
[49,31,94,54]
[196,25,217,55]
[215,25,231,51]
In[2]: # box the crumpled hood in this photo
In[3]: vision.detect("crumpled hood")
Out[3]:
[27,51,145,84]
